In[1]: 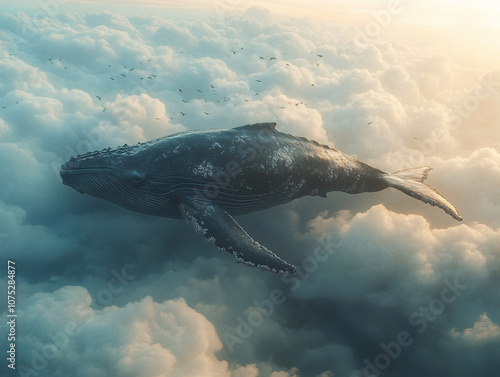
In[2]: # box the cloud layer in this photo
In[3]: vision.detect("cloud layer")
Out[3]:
[1,4,499,377]
[16,286,266,377]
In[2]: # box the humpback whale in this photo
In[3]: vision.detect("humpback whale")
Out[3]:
[60,122,462,274]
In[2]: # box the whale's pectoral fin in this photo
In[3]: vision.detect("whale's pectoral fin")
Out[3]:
[179,195,296,274]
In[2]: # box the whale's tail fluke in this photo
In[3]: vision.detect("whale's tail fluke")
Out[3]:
[381,167,462,221]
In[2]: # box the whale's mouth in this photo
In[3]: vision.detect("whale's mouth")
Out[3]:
[60,166,119,194]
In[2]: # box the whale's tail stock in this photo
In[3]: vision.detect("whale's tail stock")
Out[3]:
[380,167,462,221]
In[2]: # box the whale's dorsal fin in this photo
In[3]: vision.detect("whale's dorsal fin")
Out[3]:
[235,122,277,131]
[179,195,296,274]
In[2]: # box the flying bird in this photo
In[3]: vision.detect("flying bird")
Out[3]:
[96,96,101,100]
[61,123,462,275]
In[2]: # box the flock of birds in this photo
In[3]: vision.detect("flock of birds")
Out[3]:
[89,48,325,121]
[1,48,326,122]
[0,101,19,110]
[0,39,433,148]
[2,48,379,129]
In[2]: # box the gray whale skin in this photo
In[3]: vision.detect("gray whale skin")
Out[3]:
[60,122,462,274]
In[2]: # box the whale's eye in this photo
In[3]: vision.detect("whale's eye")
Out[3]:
[127,171,145,184]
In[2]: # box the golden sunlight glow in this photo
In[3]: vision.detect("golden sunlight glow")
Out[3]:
[65,0,500,41]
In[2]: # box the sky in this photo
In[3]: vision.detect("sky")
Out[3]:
[1,1,500,377]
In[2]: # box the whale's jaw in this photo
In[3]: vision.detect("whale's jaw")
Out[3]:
[60,166,121,197]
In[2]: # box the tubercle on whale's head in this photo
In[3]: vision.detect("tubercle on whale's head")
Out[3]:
[60,140,153,171]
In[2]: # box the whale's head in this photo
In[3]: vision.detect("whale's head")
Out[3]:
[60,140,179,216]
